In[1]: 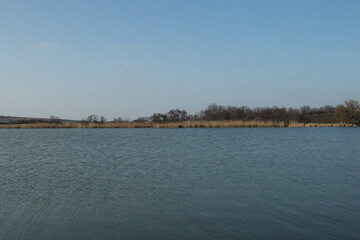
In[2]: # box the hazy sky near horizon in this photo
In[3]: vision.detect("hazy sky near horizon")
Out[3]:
[1,0,359,120]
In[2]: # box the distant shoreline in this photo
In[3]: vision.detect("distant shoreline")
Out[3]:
[0,121,356,129]
[2,100,359,128]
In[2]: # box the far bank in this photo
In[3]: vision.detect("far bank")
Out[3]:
[0,120,356,129]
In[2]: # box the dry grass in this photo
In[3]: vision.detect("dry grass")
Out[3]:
[288,121,356,127]
[0,120,356,129]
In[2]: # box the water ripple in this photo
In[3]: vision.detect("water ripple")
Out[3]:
[0,128,360,239]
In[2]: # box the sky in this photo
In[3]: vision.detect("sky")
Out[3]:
[1,0,359,120]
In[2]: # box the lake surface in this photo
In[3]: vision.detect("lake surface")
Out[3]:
[0,128,359,240]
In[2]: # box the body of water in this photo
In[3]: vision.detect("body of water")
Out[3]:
[0,128,359,239]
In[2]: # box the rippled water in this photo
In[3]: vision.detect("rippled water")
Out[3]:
[0,128,359,239]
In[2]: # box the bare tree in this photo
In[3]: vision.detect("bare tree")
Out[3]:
[113,117,124,122]
[166,109,188,122]
[133,117,149,122]
[49,115,61,123]
[150,113,168,122]
[99,115,106,123]
[336,99,360,124]
[87,114,99,122]
[300,105,311,115]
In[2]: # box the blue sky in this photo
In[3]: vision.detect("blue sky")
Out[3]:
[1,0,359,120]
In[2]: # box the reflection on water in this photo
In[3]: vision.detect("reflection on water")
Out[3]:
[1,128,359,239]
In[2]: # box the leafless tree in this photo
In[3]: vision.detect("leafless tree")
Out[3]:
[113,117,124,122]
[150,113,168,122]
[166,109,188,122]
[87,114,99,122]
[99,115,106,123]
[49,115,61,123]
[336,100,360,124]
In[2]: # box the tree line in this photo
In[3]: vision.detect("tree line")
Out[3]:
[45,99,360,126]
[122,99,359,125]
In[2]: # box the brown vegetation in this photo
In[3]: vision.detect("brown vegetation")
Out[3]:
[288,121,355,128]
[0,120,356,129]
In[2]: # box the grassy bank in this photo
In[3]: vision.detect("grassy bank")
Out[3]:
[0,120,356,129]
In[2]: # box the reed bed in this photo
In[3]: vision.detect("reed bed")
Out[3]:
[0,120,356,129]
[288,121,356,128]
